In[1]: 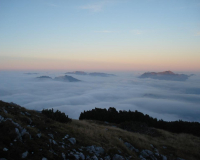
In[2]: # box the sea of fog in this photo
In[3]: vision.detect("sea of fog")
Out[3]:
[0,70,200,122]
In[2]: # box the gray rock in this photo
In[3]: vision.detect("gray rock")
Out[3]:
[73,154,80,160]
[86,145,104,156]
[63,134,69,139]
[86,145,96,153]
[22,151,28,158]
[176,158,185,160]
[52,140,57,145]
[124,142,139,152]
[68,138,76,145]
[150,144,154,148]
[139,155,144,159]
[0,115,5,122]
[0,158,7,160]
[11,120,22,129]
[86,155,91,160]
[155,152,159,157]
[28,118,32,124]
[21,128,28,136]
[140,150,154,158]
[15,128,22,141]
[42,158,48,160]
[3,109,8,114]
[62,153,66,160]
[154,148,159,153]
[95,146,104,155]
[37,133,42,138]
[25,112,31,116]
[48,134,54,139]
[162,146,167,149]
[112,154,124,160]
[3,148,8,151]
[161,155,167,160]
[104,156,111,160]
[20,112,25,116]
[79,153,85,160]
[92,155,98,160]
[140,150,157,160]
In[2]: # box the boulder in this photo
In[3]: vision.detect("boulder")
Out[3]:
[124,142,139,152]
[104,156,111,160]
[22,151,28,158]
[68,138,76,145]
[48,134,54,139]
[112,154,124,160]
[79,153,85,160]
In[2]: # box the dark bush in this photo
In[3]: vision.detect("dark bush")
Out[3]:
[79,107,200,137]
[42,108,72,123]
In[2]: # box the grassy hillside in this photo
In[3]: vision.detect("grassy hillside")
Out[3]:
[0,100,200,160]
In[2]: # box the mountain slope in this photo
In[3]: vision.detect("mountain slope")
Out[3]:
[0,100,200,160]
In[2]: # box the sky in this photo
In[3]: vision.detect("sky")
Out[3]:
[0,71,200,122]
[0,0,200,71]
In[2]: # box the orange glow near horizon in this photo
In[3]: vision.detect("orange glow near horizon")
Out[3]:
[0,55,199,72]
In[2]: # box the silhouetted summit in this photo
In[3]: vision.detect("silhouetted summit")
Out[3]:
[66,71,87,75]
[89,72,116,77]
[54,75,80,82]
[139,71,190,81]
[65,71,116,77]
[36,76,52,79]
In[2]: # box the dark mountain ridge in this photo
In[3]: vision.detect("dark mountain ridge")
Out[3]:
[36,75,81,82]
[66,71,116,77]
[139,71,191,81]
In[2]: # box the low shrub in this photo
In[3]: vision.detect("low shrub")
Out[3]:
[42,108,71,123]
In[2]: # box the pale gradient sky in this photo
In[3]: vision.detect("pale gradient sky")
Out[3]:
[0,0,200,71]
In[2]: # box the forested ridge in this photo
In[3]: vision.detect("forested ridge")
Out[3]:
[79,107,200,137]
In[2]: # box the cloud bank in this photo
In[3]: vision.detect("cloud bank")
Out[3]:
[0,71,200,122]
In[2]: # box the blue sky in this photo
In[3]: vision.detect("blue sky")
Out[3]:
[0,0,200,71]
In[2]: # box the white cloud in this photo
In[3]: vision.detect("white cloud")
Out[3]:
[80,4,104,12]
[0,71,200,122]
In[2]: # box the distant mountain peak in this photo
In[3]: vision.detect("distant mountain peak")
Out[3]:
[139,71,190,81]
[36,76,52,79]
[158,71,175,75]
[66,71,116,77]
[66,71,87,75]
[54,75,81,82]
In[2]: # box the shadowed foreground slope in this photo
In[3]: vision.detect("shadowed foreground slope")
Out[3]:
[0,100,200,160]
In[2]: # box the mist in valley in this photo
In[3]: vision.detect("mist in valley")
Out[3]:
[0,70,200,122]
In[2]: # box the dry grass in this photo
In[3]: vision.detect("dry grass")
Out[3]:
[62,120,200,160]
[1,100,200,160]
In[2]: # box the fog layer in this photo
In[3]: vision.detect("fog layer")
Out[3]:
[0,71,200,122]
